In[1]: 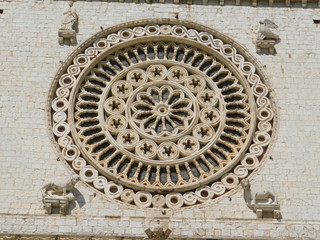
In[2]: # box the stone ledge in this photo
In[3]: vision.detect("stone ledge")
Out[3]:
[0,236,141,240]
[51,0,320,8]
[1,214,320,239]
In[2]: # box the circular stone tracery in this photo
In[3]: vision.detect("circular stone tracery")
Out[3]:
[129,81,196,139]
[49,20,276,208]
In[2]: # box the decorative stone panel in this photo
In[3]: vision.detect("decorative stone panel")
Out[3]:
[48,19,277,209]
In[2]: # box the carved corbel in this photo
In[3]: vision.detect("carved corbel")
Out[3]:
[254,19,280,54]
[41,175,80,215]
[145,227,172,240]
[58,1,78,45]
[241,179,281,219]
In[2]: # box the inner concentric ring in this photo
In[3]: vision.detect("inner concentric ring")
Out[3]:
[126,80,200,142]
[97,61,226,166]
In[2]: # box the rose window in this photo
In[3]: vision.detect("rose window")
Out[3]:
[48,20,276,208]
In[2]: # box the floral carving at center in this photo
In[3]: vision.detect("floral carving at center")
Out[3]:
[132,85,193,137]
[101,64,216,160]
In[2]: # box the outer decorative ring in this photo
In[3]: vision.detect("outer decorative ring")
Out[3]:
[47,19,277,209]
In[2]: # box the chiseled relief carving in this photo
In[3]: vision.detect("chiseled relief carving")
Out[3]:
[255,19,280,54]
[102,63,221,164]
[241,179,281,219]
[145,228,172,240]
[58,1,78,45]
[48,19,277,209]
[41,175,80,215]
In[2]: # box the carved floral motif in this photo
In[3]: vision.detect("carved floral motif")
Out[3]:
[131,84,194,138]
[48,19,276,208]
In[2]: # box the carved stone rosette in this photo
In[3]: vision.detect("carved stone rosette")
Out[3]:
[48,19,277,209]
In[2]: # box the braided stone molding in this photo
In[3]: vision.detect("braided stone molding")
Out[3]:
[48,19,277,209]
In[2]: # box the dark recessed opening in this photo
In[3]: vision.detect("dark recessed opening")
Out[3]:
[67,149,75,156]
[110,186,118,193]
[226,177,234,184]
[0,10,3,14]
[140,196,147,203]
[201,190,209,198]
[313,19,320,24]
[170,197,178,204]
[85,170,93,178]
[246,158,254,165]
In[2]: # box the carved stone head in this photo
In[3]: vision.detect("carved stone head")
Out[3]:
[263,19,278,28]
[71,175,80,185]
[241,179,250,189]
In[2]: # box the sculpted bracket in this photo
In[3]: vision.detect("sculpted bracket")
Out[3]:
[41,175,80,215]
[255,19,280,55]
[241,179,281,219]
[58,1,78,45]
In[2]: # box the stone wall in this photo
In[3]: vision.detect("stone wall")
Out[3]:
[0,1,319,239]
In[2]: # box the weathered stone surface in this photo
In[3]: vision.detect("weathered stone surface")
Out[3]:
[42,175,80,215]
[241,179,281,219]
[0,1,320,240]
[58,1,78,45]
[255,19,279,54]
[48,19,275,209]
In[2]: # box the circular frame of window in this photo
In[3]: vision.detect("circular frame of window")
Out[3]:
[47,19,278,209]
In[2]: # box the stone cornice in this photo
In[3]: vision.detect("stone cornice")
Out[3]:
[53,0,320,8]
[0,235,198,240]
[0,235,141,240]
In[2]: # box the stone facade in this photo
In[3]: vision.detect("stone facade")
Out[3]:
[0,1,320,239]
